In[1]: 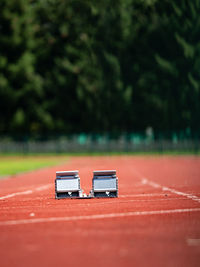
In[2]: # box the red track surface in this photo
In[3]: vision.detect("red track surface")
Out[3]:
[0,156,200,267]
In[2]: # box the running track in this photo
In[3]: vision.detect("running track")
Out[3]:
[0,156,200,267]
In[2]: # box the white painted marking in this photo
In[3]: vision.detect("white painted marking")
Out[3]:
[76,197,188,207]
[187,238,200,246]
[0,190,33,200]
[0,208,200,226]
[120,193,170,198]
[119,198,187,203]
[142,178,200,203]
[130,167,200,204]
[0,184,51,200]
[35,184,51,192]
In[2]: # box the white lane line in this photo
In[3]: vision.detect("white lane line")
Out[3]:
[187,239,200,246]
[0,207,200,226]
[0,190,33,200]
[130,167,200,204]
[119,198,187,202]
[0,184,52,200]
[35,184,52,192]
[142,178,200,203]
[120,193,171,198]
[75,198,188,207]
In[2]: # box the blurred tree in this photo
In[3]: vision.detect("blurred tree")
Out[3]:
[0,0,44,136]
[150,0,200,132]
[0,0,199,137]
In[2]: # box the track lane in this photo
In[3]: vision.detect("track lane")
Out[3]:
[0,156,200,267]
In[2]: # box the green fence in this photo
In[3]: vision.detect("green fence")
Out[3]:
[0,132,199,154]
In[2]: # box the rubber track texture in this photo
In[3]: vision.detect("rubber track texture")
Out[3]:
[0,156,200,267]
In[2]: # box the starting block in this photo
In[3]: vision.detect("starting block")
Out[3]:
[90,170,118,198]
[55,170,83,199]
[55,170,118,199]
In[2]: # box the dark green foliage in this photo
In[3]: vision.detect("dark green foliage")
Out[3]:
[0,0,199,136]
[0,0,44,135]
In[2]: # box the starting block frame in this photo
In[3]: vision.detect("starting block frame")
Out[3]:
[90,170,118,198]
[55,170,83,199]
[55,170,118,199]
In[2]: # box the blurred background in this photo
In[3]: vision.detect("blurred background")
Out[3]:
[0,0,199,153]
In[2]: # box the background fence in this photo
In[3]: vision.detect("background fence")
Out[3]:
[0,133,199,154]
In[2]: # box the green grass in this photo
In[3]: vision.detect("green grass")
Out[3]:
[0,150,199,157]
[0,150,199,177]
[0,155,67,176]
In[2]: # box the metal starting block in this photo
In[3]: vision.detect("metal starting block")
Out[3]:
[90,170,118,198]
[55,170,118,199]
[55,170,83,199]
